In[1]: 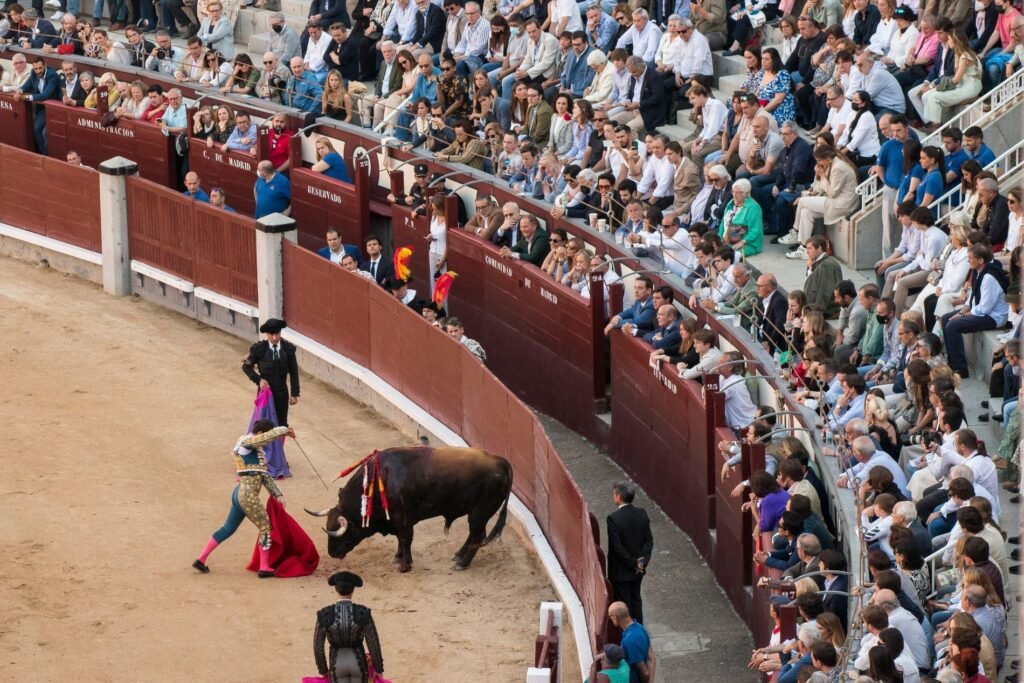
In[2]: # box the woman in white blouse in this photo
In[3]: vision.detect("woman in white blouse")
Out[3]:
[883,9,919,71]
[837,90,880,168]
[426,194,448,296]
[114,80,150,120]
[866,0,898,59]
[911,223,971,333]
[998,187,1023,263]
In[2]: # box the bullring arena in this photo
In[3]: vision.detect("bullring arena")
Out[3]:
[0,256,580,682]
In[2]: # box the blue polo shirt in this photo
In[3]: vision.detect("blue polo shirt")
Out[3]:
[620,621,650,683]
[915,169,944,205]
[896,164,923,204]
[967,143,996,167]
[877,138,904,189]
[322,151,352,183]
[945,148,967,186]
[255,172,291,218]
[183,189,210,202]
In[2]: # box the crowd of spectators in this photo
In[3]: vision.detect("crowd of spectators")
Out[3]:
[1,0,1022,678]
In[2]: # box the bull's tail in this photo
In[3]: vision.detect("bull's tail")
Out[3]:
[481,469,513,547]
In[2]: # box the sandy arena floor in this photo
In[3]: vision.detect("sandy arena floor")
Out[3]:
[0,256,577,682]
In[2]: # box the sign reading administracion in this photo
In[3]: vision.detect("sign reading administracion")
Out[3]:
[77,117,134,138]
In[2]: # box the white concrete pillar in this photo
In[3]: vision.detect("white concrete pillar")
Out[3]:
[98,156,138,297]
[525,668,551,682]
[255,212,297,324]
[538,602,563,683]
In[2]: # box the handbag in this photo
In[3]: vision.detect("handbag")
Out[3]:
[99,111,119,128]
[935,76,956,92]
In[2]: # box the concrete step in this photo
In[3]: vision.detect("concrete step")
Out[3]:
[658,124,691,140]
[247,31,272,55]
[235,6,309,45]
[718,73,748,97]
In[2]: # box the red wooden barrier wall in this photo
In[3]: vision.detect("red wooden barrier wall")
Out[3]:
[444,228,603,440]
[0,144,101,252]
[187,142,259,216]
[282,241,611,655]
[0,93,34,151]
[126,176,257,305]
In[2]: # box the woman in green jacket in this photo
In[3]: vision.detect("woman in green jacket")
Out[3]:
[719,178,764,257]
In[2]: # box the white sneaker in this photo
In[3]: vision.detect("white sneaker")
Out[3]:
[45,0,60,8]
[785,245,807,260]
[51,10,64,18]
[777,230,800,245]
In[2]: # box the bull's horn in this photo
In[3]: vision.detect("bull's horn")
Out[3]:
[323,516,348,538]
[304,507,332,517]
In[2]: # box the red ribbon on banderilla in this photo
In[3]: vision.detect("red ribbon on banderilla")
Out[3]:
[335,450,390,526]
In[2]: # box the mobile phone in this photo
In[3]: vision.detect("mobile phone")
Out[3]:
[156,118,165,123]
[631,140,639,151]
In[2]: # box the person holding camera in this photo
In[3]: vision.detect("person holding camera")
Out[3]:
[144,30,185,76]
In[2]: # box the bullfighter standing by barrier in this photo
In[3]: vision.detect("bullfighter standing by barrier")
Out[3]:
[243,318,300,426]
[192,419,292,578]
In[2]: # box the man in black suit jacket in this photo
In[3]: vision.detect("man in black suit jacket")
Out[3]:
[615,56,667,133]
[818,550,849,628]
[18,10,58,50]
[309,0,350,29]
[409,0,445,55]
[17,56,61,155]
[324,23,363,82]
[606,483,654,624]
[58,61,88,107]
[242,318,301,426]
[490,203,522,249]
[755,274,789,353]
[359,234,395,285]
[500,213,550,266]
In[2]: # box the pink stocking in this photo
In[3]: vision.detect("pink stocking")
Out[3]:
[258,546,273,573]
[198,538,219,563]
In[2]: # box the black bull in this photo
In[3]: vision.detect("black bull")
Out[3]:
[305,447,513,572]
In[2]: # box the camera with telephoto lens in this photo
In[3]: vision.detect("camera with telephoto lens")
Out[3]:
[910,431,941,447]
[155,48,167,60]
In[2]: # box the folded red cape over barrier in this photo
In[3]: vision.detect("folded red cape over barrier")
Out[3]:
[247,496,320,577]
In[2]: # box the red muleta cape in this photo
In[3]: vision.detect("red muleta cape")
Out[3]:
[247,497,320,577]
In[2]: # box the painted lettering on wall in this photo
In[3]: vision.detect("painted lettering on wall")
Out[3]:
[651,363,679,395]
[199,148,254,172]
[484,255,512,277]
[76,117,134,138]
[0,100,13,112]
[307,184,343,204]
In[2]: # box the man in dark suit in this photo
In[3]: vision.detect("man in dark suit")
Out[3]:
[501,213,550,266]
[359,234,395,285]
[309,0,350,30]
[971,178,1010,249]
[242,318,301,426]
[605,276,657,336]
[409,0,445,56]
[818,549,849,627]
[606,483,654,624]
[16,55,60,156]
[489,202,522,248]
[616,55,666,133]
[643,305,682,351]
[17,10,58,50]
[755,273,790,353]
[58,61,88,107]
[324,23,363,82]
[763,123,813,240]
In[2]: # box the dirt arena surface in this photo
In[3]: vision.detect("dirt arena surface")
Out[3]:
[0,256,579,682]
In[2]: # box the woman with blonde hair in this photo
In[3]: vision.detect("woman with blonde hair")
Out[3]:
[815,612,846,650]
[84,72,121,109]
[561,250,594,295]
[322,69,353,123]
[115,79,149,120]
[945,611,998,677]
[913,29,983,128]
[311,136,352,183]
[912,223,970,334]
[865,394,900,459]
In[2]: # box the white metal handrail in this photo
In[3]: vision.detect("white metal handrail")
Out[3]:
[936,138,1024,226]
[853,67,1024,214]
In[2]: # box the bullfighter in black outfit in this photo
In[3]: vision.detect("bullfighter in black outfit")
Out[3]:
[243,318,300,426]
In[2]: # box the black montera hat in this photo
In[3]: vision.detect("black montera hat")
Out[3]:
[328,571,363,588]
[259,318,287,334]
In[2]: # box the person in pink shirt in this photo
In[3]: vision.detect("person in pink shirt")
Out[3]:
[895,14,942,92]
[981,0,1022,88]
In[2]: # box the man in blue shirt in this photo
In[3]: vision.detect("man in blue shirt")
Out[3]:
[869,113,910,255]
[254,160,292,218]
[285,57,324,114]
[942,127,968,187]
[182,172,210,202]
[223,111,258,155]
[963,125,997,167]
[942,243,1010,378]
[396,53,441,142]
[609,602,653,683]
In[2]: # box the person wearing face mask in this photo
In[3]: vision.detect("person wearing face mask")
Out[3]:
[268,13,302,64]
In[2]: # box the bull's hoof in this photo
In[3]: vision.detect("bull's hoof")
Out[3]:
[452,552,465,562]
[397,564,412,573]
[453,563,468,572]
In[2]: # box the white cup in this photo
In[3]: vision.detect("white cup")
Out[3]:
[598,218,607,232]
[588,212,597,226]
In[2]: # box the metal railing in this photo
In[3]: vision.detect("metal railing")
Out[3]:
[935,138,1024,226]
[854,68,1024,213]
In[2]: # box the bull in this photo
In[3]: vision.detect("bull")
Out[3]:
[305,446,513,572]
